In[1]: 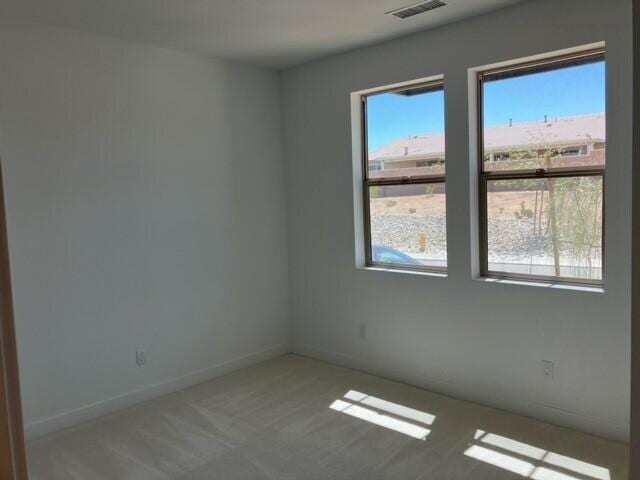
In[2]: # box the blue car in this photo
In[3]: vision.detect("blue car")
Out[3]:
[372,245,421,266]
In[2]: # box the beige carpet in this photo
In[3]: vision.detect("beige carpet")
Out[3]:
[27,354,628,479]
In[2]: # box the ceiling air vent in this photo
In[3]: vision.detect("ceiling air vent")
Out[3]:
[386,0,447,19]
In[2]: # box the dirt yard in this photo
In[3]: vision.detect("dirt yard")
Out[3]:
[370,192,541,219]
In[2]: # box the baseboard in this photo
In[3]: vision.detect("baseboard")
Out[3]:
[294,343,629,443]
[26,343,290,440]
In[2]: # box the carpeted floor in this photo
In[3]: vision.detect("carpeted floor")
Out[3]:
[27,354,629,479]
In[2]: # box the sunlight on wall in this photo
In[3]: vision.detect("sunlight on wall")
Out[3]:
[328,390,436,440]
[465,430,611,480]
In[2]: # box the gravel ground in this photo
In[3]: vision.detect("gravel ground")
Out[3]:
[487,218,551,259]
[370,215,447,255]
[370,214,552,259]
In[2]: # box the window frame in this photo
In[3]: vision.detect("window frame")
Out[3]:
[477,48,606,287]
[361,79,447,273]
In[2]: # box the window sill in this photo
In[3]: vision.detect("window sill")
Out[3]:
[475,276,604,294]
[358,266,447,279]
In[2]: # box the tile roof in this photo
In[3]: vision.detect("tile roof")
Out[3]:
[369,114,605,162]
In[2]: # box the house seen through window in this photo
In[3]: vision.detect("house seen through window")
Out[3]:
[363,80,447,272]
[478,49,606,284]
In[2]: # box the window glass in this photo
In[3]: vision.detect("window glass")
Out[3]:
[368,184,447,270]
[479,50,605,285]
[363,80,447,273]
[367,86,445,178]
[483,60,605,172]
[486,176,603,281]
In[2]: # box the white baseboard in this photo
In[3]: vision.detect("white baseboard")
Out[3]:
[26,344,290,440]
[294,343,629,443]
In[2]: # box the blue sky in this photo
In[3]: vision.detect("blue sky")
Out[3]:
[366,61,605,152]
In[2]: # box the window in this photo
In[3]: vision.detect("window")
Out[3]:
[494,153,511,162]
[556,147,585,157]
[478,49,605,285]
[362,80,446,272]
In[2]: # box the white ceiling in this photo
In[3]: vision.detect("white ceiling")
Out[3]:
[0,0,528,69]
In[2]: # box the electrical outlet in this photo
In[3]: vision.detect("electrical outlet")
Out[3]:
[136,350,147,366]
[541,360,554,378]
[358,323,367,341]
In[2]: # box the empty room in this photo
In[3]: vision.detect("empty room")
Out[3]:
[0,0,639,479]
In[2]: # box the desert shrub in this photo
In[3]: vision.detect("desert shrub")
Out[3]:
[514,201,534,219]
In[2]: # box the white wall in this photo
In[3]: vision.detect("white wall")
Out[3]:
[0,18,290,437]
[282,0,632,441]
